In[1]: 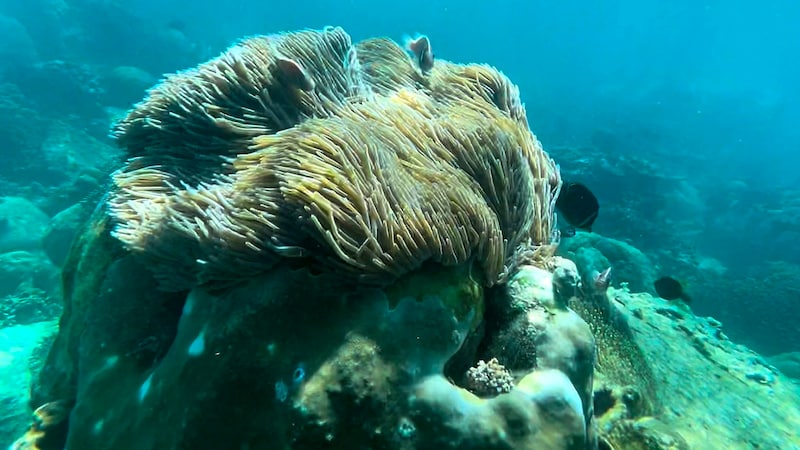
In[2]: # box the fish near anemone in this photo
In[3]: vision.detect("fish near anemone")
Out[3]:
[556,182,599,231]
[275,58,316,92]
[654,276,691,303]
[405,34,434,73]
[592,267,612,292]
[107,27,562,292]
[10,400,72,450]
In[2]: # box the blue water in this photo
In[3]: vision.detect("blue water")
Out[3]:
[0,0,798,447]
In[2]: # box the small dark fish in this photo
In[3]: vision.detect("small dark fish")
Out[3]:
[654,276,691,303]
[556,182,599,231]
[405,35,434,73]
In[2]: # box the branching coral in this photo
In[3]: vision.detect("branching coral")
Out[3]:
[465,358,515,396]
[108,27,561,291]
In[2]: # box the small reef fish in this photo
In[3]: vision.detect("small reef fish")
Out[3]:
[593,267,613,291]
[276,58,316,92]
[654,276,691,303]
[405,34,435,73]
[556,182,599,232]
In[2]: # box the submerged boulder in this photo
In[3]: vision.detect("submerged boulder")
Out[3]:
[0,197,49,254]
[16,27,602,450]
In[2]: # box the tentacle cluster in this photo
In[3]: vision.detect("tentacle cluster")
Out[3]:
[109,27,561,291]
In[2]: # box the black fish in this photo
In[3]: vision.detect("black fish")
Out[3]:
[405,35,434,73]
[654,276,691,303]
[556,182,599,231]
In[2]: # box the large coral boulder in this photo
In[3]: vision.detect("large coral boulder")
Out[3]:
[17,27,600,450]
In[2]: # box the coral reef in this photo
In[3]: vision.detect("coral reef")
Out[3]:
[583,286,800,449]
[700,260,800,356]
[0,85,49,183]
[19,212,596,449]
[0,197,64,329]
[478,257,597,447]
[10,24,800,450]
[411,370,588,449]
[17,28,601,450]
[5,60,105,121]
[548,142,700,254]
[465,358,515,396]
[0,84,119,214]
[559,235,800,448]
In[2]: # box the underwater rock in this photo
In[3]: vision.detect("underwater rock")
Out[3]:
[28,223,480,448]
[411,370,587,449]
[100,65,158,107]
[42,203,92,267]
[22,222,599,449]
[558,232,657,294]
[481,258,597,448]
[0,251,53,298]
[587,287,800,449]
[0,197,49,254]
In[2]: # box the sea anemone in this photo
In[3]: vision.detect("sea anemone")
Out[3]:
[108,27,561,291]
